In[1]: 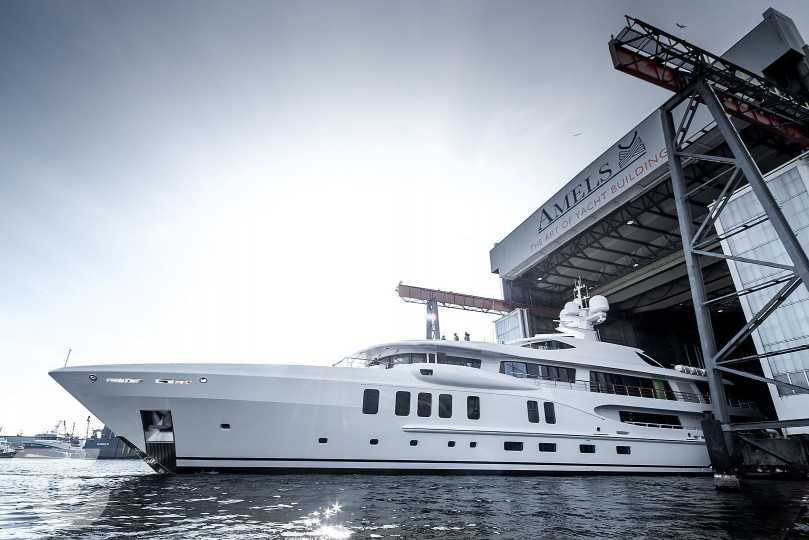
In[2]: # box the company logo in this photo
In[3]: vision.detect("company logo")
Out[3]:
[618,131,646,168]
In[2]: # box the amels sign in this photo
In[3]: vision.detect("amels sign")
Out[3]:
[490,111,669,279]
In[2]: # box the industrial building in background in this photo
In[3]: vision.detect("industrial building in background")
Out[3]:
[402,7,809,486]
[489,8,809,486]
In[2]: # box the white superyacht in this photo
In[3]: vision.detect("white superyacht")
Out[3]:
[50,286,759,474]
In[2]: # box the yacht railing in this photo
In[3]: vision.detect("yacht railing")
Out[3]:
[523,376,757,409]
[332,356,371,368]
[727,398,759,409]
[520,376,706,403]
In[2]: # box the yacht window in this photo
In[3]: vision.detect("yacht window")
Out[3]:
[417,393,432,417]
[362,389,380,414]
[438,394,452,418]
[580,444,596,454]
[437,353,482,368]
[470,441,478,448]
[524,340,575,350]
[377,353,428,367]
[544,402,556,424]
[590,371,674,400]
[318,438,328,444]
[541,365,576,382]
[467,396,481,420]
[370,439,379,445]
[504,441,523,451]
[527,401,540,423]
[410,440,418,446]
[617,446,631,455]
[395,391,411,416]
[538,443,557,452]
[618,411,682,428]
[500,361,575,382]
[447,441,456,447]
[501,361,528,377]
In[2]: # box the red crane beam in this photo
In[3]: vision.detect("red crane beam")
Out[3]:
[397,284,558,319]
[609,17,809,148]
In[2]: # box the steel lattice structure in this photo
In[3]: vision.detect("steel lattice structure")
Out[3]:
[611,16,809,480]
[610,16,809,147]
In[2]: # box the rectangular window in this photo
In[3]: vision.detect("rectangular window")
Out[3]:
[467,396,480,420]
[504,441,524,451]
[439,394,452,418]
[616,446,631,455]
[395,391,411,416]
[541,365,576,383]
[527,401,540,423]
[362,389,379,414]
[544,402,556,424]
[500,362,576,382]
[438,354,482,368]
[418,392,432,417]
[589,371,672,399]
[500,361,529,377]
[580,444,596,453]
[618,411,682,428]
[538,443,557,452]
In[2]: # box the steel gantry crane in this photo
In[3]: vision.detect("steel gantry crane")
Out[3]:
[610,15,809,488]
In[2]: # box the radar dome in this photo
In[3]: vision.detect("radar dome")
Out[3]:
[589,295,610,313]
[562,302,579,316]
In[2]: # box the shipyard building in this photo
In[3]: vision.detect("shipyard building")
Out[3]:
[489,9,809,433]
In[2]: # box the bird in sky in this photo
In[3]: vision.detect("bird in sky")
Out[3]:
[676,23,687,29]
[573,133,582,137]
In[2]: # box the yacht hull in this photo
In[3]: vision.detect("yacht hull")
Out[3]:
[50,362,712,475]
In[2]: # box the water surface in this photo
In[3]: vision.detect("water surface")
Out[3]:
[1,459,808,539]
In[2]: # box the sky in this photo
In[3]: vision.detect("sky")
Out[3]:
[2,0,809,436]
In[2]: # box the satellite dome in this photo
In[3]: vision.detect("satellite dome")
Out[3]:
[562,302,579,316]
[589,295,610,313]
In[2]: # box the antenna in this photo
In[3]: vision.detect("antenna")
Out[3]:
[64,349,71,367]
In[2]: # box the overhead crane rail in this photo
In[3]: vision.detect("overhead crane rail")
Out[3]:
[609,16,809,147]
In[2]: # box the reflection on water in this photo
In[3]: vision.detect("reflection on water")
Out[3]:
[1,459,809,539]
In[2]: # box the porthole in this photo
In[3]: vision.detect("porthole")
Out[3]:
[469,441,477,448]
[199,377,208,383]
[89,374,97,381]
[318,437,328,444]
[370,438,379,445]
[447,441,456,448]
[220,424,231,430]
[410,440,418,446]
